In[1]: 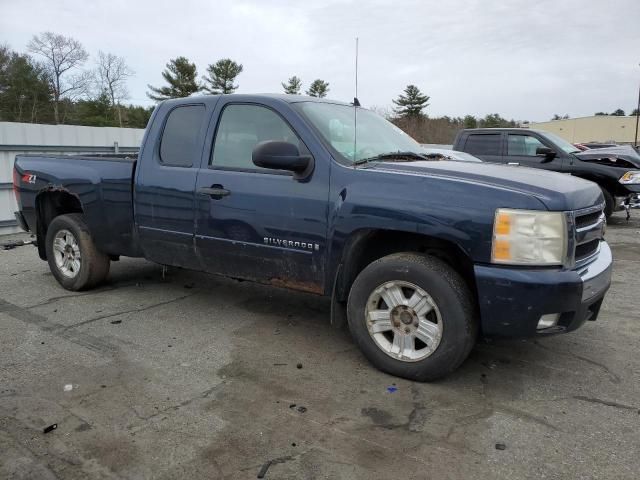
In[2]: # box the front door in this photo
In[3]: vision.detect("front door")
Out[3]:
[194,101,329,294]
[505,133,564,171]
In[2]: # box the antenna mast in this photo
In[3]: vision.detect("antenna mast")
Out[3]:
[353,37,359,165]
[355,37,359,100]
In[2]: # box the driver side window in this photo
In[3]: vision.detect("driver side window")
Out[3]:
[211,104,302,172]
[507,134,546,156]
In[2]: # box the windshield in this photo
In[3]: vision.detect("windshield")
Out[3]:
[293,102,423,164]
[539,131,581,154]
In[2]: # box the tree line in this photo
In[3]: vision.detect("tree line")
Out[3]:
[0,32,152,128]
[1,31,540,144]
[387,84,519,144]
[551,108,639,120]
[594,108,639,117]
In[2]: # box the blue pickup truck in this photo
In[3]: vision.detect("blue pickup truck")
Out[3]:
[13,94,612,380]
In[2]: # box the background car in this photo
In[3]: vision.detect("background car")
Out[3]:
[420,146,482,162]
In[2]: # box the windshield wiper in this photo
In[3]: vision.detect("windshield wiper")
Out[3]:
[352,151,427,166]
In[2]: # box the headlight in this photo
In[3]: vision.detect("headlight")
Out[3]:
[619,171,640,184]
[491,209,567,266]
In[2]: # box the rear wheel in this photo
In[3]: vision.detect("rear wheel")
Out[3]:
[347,253,477,381]
[45,214,110,291]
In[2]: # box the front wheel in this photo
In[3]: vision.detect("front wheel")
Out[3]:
[347,253,478,381]
[600,187,614,219]
[45,213,110,291]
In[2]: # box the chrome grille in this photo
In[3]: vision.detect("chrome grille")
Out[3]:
[572,204,605,266]
[575,210,601,229]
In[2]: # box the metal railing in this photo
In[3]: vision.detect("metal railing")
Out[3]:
[0,142,139,154]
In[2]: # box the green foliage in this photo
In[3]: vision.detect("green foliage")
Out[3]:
[391,115,459,144]
[463,115,477,128]
[202,58,243,94]
[611,108,625,116]
[552,114,570,120]
[147,56,200,101]
[122,105,153,128]
[306,79,329,98]
[63,94,153,128]
[282,75,302,95]
[393,85,429,118]
[594,112,608,116]
[67,91,113,126]
[0,46,53,122]
[478,113,517,128]
[631,108,639,116]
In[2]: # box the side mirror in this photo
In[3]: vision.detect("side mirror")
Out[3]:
[252,141,313,179]
[536,146,557,162]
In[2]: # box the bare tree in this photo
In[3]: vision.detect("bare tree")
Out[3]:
[94,51,134,127]
[28,32,89,123]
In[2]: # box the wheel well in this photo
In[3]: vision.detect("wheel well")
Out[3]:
[35,190,83,260]
[575,174,619,197]
[335,230,476,303]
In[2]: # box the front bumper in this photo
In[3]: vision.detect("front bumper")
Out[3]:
[625,193,640,209]
[474,242,612,337]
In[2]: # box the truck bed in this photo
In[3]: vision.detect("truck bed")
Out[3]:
[14,153,141,257]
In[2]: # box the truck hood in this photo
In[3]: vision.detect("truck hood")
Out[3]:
[365,160,602,211]
[575,145,640,169]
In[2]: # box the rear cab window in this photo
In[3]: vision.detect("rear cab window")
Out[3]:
[160,105,206,167]
[464,133,501,156]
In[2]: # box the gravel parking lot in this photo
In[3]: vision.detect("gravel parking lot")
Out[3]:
[1,214,639,480]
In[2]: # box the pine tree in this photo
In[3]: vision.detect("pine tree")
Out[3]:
[147,57,200,101]
[393,85,429,118]
[202,58,243,94]
[306,79,329,98]
[282,76,302,95]
[0,47,52,122]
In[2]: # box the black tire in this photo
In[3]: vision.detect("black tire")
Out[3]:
[347,253,477,381]
[45,213,110,291]
[600,187,614,219]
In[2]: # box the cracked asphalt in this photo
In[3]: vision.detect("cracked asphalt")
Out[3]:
[1,214,639,479]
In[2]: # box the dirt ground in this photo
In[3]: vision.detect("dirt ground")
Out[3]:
[1,214,639,479]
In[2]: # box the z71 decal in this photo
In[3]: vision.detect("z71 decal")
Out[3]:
[22,173,36,184]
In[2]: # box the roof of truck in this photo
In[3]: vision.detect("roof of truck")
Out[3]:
[460,128,545,134]
[162,93,353,107]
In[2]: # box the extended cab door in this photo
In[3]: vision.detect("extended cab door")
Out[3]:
[460,132,504,163]
[504,132,565,171]
[193,100,329,294]
[134,102,210,269]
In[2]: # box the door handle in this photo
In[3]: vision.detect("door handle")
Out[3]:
[197,185,230,199]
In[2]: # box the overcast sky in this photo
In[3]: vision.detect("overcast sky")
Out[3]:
[2,0,639,121]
